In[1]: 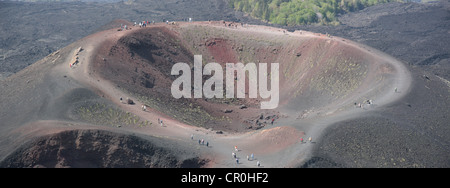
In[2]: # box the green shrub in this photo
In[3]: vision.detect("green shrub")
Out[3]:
[228,0,402,26]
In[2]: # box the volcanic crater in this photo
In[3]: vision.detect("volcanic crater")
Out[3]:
[0,21,411,168]
[92,22,404,132]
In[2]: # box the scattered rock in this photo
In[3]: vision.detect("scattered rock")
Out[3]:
[126,98,134,105]
[223,109,233,113]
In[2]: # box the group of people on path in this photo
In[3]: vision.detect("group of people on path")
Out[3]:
[192,134,209,147]
[353,86,399,110]
[120,20,154,31]
[120,18,204,32]
[135,20,154,28]
[191,134,262,167]
[354,99,374,109]
[131,17,195,29]
[232,146,261,167]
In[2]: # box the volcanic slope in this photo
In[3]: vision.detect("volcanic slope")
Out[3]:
[0,22,411,167]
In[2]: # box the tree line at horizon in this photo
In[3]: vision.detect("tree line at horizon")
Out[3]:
[228,0,405,26]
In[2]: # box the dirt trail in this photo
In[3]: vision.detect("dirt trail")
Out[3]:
[59,22,412,168]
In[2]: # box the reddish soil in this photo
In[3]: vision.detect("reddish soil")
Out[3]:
[205,38,239,64]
